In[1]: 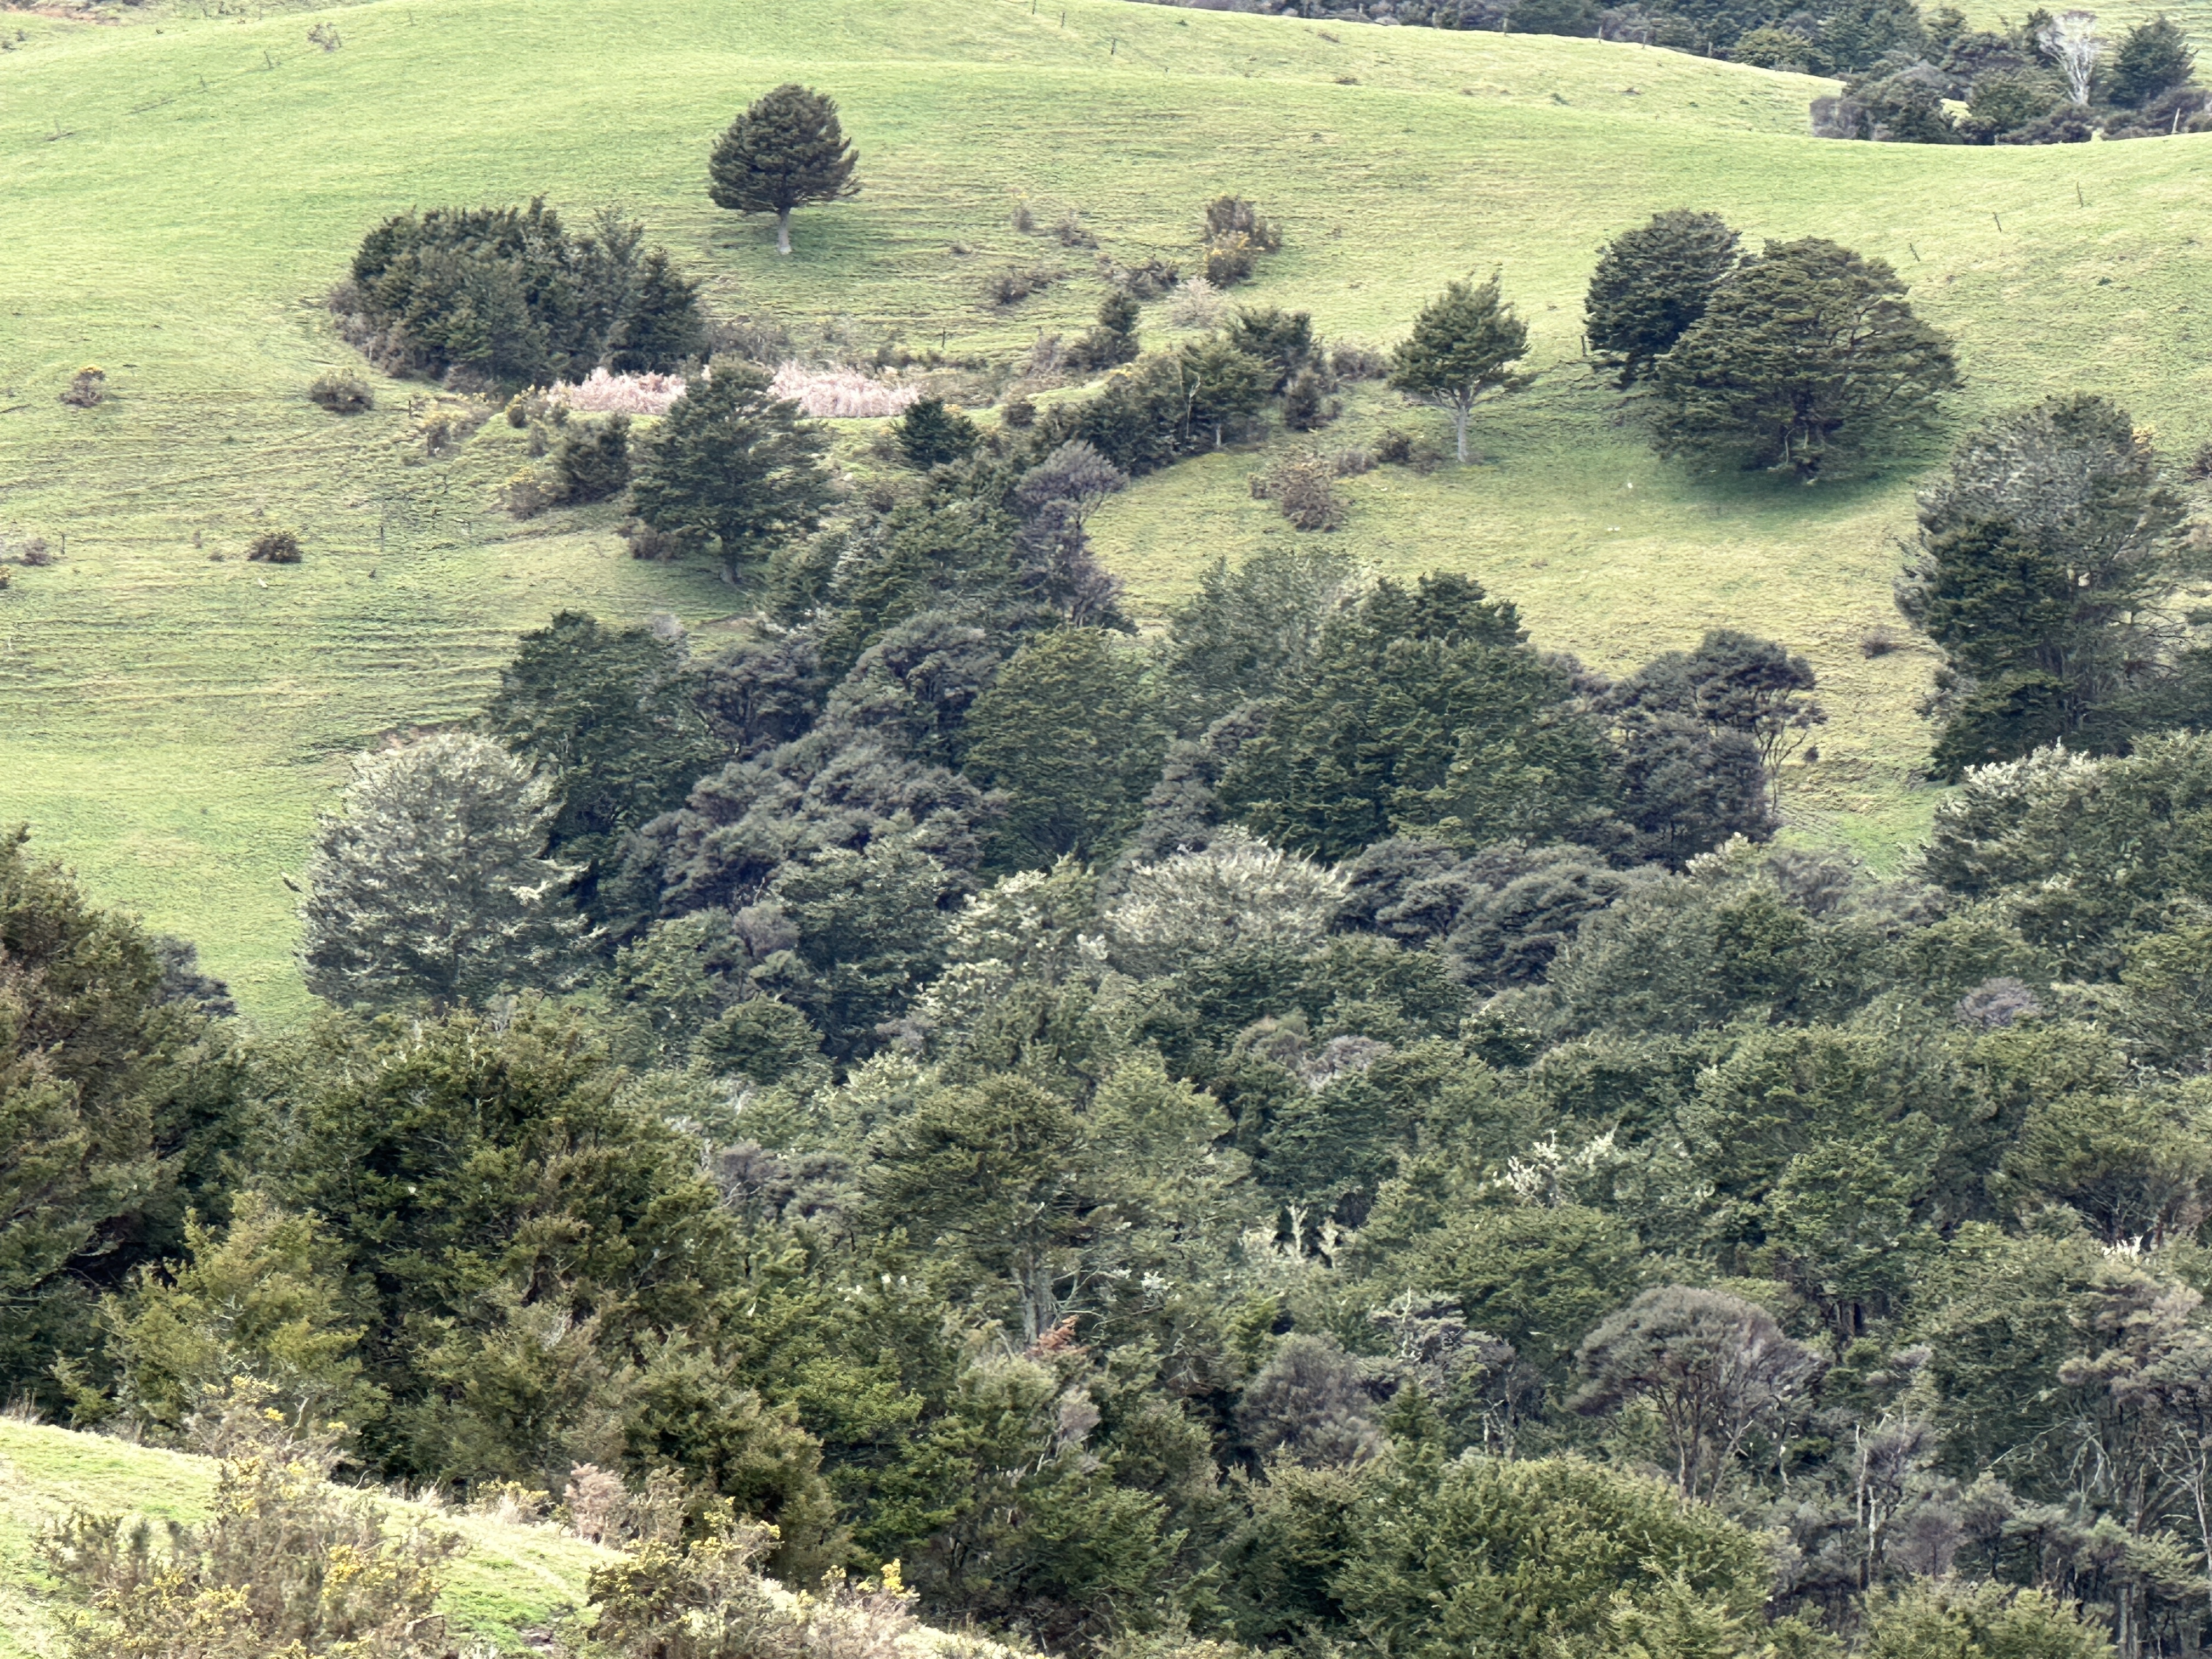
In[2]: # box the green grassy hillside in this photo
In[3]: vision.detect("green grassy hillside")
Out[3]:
[1,0,2207,1014]
[0,1416,608,1653]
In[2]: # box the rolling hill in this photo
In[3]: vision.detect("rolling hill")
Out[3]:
[2,0,2208,1016]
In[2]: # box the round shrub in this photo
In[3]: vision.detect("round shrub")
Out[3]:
[307,371,374,415]
[245,528,302,563]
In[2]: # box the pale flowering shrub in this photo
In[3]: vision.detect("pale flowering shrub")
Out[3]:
[769,362,921,419]
[1166,276,1227,330]
[1105,827,1350,978]
[549,367,689,416]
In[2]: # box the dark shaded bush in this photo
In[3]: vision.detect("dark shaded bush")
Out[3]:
[985,265,1060,307]
[246,528,302,563]
[893,398,981,469]
[553,415,633,504]
[306,370,374,414]
[1063,290,1142,373]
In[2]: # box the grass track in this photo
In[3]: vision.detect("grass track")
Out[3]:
[1,0,2208,1012]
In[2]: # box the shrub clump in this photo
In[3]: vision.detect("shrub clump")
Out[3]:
[1251,450,1356,531]
[36,1384,461,1659]
[59,365,105,408]
[245,528,303,563]
[1199,195,1282,287]
[342,200,703,387]
[1063,290,1142,374]
[986,264,1062,307]
[306,370,374,414]
[553,414,634,503]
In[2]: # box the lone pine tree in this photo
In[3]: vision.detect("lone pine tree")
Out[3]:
[708,84,861,256]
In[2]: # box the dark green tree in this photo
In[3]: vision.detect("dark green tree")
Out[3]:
[1220,575,1622,862]
[1226,305,1316,391]
[962,628,1170,867]
[892,397,980,470]
[2110,13,2196,105]
[1898,394,2192,775]
[1852,66,1963,141]
[1583,211,1741,387]
[629,363,834,581]
[603,247,705,373]
[481,611,724,926]
[1064,290,1142,373]
[0,830,239,1408]
[708,84,861,256]
[1651,238,1960,478]
[1387,273,1531,464]
[550,414,632,504]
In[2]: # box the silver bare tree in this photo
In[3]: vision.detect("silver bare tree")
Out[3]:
[2039,9,2105,105]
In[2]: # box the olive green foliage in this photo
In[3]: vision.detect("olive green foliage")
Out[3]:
[38,1386,462,1658]
[708,83,861,255]
[629,363,836,578]
[963,629,1170,866]
[1863,1581,2114,1659]
[1221,574,1621,861]
[1651,237,1960,478]
[1387,273,1531,464]
[1584,210,1741,387]
[96,1193,379,1441]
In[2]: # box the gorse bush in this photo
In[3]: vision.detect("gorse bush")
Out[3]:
[38,1384,462,1658]
[246,527,302,563]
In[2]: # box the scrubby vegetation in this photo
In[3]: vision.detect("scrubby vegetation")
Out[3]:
[339,200,704,388]
[19,0,2212,1652]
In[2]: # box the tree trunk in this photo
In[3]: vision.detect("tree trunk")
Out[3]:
[776,207,792,256]
[1453,402,1471,465]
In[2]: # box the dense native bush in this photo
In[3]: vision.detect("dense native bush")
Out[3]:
[42,213,2212,1654]
[343,200,703,386]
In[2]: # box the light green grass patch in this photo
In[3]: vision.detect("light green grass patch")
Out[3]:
[0,1417,609,1655]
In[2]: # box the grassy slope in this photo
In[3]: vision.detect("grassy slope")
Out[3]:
[0,0,2206,1014]
[0,1417,609,1654]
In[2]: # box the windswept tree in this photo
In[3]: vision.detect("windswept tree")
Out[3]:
[1650,238,1959,479]
[2109,12,2196,105]
[1584,210,1741,387]
[708,84,861,256]
[299,733,587,1009]
[629,363,834,582]
[1388,273,1530,464]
